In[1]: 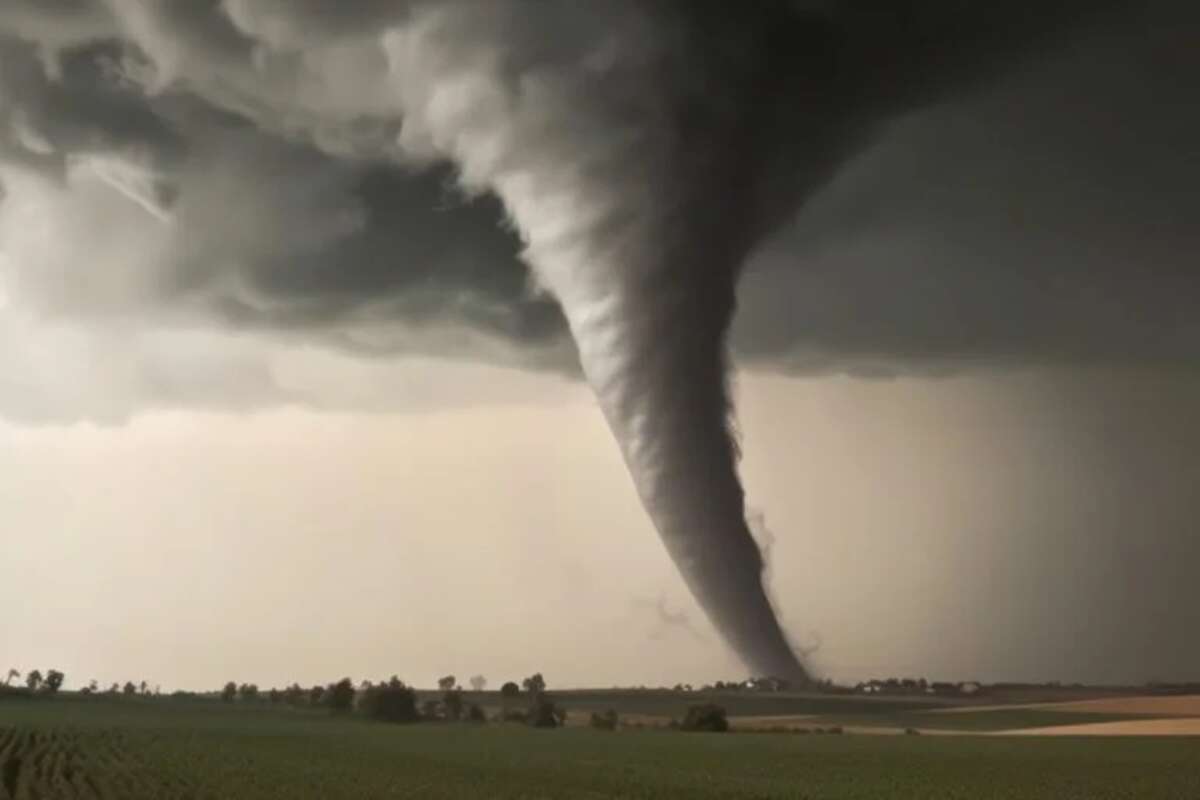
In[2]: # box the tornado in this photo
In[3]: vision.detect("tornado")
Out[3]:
[513,157,810,682]
[379,0,810,680]
[382,0,1128,681]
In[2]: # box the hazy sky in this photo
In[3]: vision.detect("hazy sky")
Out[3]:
[1,2,1197,690]
[4,367,1199,690]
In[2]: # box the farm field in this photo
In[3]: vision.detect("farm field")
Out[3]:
[2,695,1199,799]
[931,694,1200,717]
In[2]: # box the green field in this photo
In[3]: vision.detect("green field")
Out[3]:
[438,689,1158,734]
[479,689,949,718]
[2,695,1198,799]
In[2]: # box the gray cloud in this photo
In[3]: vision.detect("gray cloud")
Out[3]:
[738,9,1200,375]
[0,15,575,417]
[0,0,1194,422]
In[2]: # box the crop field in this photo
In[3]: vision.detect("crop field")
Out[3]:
[502,689,951,718]
[1,696,1198,799]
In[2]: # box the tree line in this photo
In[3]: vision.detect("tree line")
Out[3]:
[211,671,566,727]
[3,668,65,695]
[3,666,739,732]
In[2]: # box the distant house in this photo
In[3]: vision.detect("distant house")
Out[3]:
[748,677,789,693]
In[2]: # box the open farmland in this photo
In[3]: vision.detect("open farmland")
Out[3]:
[1,695,1198,799]
[426,688,952,721]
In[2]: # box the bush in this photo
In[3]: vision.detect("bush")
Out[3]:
[443,689,464,721]
[528,696,561,728]
[283,684,305,706]
[360,679,419,723]
[522,673,546,695]
[467,704,487,723]
[327,678,355,713]
[680,704,729,732]
[590,710,618,731]
[812,726,845,735]
[44,670,65,694]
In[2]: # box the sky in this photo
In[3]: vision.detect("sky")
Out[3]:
[1,1,1198,691]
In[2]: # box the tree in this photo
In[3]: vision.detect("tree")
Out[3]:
[361,677,419,723]
[469,675,487,692]
[443,688,464,721]
[328,678,355,712]
[308,685,325,706]
[528,695,560,728]
[437,675,457,692]
[44,670,64,694]
[88,680,99,693]
[123,681,137,696]
[521,673,546,695]
[26,670,43,692]
[238,683,259,702]
[139,680,149,695]
[500,681,520,698]
[221,681,237,703]
[268,688,281,703]
[5,669,18,686]
[590,710,618,731]
[467,704,487,723]
[681,704,729,732]
[108,683,120,695]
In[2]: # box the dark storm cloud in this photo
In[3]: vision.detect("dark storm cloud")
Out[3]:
[189,162,560,344]
[0,35,181,180]
[736,5,1200,375]
[0,16,570,370]
[0,1,1194,379]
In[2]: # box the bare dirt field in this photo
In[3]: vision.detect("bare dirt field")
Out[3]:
[1002,718,1200,736]
[935,695,1200,717]
[1039,695,1200,716]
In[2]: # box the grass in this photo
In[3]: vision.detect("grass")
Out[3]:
[0,695,1197,798]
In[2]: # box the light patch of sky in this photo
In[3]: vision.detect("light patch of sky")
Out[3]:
[2,368,1198,691]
